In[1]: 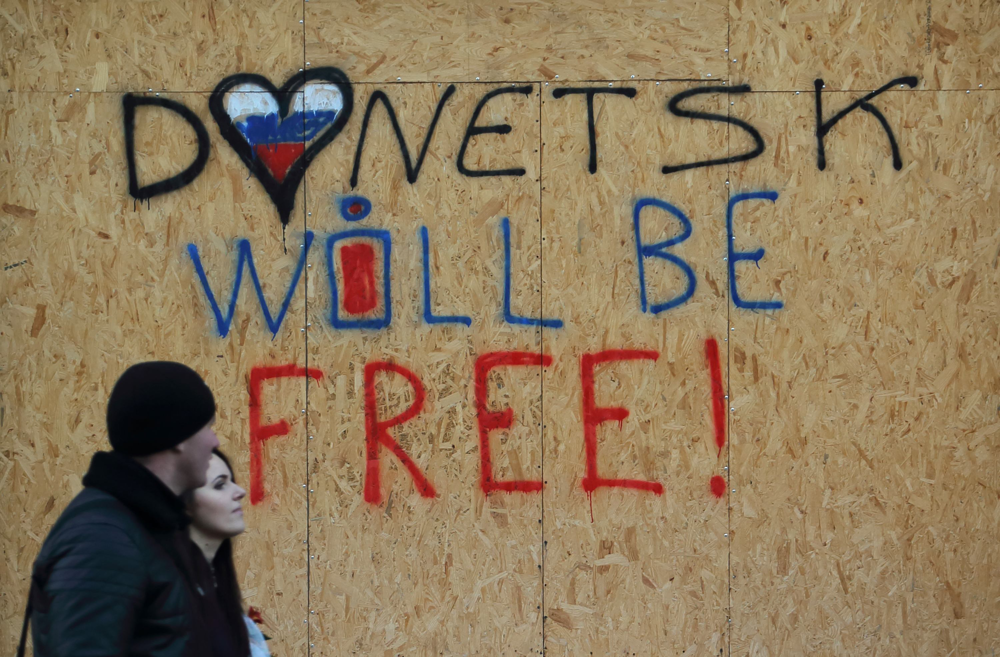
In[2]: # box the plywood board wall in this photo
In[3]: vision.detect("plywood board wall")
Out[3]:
[538,81,731,656]
[303,83,545,655]
[0,90,311,651]
[1,1,998,656]
[726,89,1000,654]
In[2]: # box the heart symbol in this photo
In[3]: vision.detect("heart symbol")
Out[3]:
[209,68,354,227]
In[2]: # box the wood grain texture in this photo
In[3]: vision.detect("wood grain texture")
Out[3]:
[730,0,1000,91]
[0,91,309,656]
[302,83,544,656]
[539,81,730,656]
[727,89,1000,655]
[306,0,728,83]
[1,2,999,655]
[0,0,303,92]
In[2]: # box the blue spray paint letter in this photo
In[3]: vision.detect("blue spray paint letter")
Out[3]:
[727,191,783,310]
[633,198,696,313]
[326,229,392,329]
[187,232,313,338]
[420,226,471,326]
[501,217,563,328]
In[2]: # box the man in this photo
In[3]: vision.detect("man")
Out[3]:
[19,361,220,657]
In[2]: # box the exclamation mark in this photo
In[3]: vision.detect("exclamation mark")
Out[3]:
[705,337,727,499]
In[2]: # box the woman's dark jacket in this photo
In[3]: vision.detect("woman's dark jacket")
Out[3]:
[26,451,213,657]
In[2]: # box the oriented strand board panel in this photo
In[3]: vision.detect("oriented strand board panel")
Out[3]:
[306,0,729,83]
[4,2,1000,656]
[0,91,310,656]
[730,0,1000,91]
[302,84,545,656]
[727,89,1000,654]
[539,82,732,656]
[0,0,303,92]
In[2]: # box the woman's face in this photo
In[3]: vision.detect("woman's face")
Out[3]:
[189,454,246,539]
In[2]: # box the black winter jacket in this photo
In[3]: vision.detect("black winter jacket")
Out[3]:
[25,451,213,657]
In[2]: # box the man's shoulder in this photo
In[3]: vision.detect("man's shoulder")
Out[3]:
[60,487,132,526]
[39,488,144,558]
[34,488,157,604]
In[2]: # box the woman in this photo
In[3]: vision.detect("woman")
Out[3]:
[185,449,270,657]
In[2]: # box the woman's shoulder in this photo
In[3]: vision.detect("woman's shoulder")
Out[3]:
[243,615,271,657]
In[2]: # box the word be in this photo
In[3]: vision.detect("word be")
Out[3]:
[248,339,729,505]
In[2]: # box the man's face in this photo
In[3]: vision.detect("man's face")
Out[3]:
[176,418,219,490]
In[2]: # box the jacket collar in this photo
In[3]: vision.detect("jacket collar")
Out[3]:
[82,451,190,532]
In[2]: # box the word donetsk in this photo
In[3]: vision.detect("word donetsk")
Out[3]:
[248,348,701,506]
[187,191,784,338]
[128,71,918,217]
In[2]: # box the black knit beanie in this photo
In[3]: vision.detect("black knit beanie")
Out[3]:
[106,361,216,456]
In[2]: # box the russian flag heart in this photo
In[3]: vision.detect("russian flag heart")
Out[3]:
[210,68,354,227]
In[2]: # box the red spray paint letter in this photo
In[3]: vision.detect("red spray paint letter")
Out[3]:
[249,364,323,505]
[704,337,728,499]
[580,349,664,495]
[475,351,551,495]
[340,243,378,315]
[363,361,436,504]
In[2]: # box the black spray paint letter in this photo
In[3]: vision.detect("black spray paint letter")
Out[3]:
[457,85,533,177]
[814,76,918,171]
[124,94,210,202]
[351,84,456,188]
[551,87,637,174]
[661,85,764,175]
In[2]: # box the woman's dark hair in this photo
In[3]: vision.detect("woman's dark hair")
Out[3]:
[188,448,250,657]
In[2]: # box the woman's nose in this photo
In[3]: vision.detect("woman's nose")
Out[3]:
[234,485,246,501]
